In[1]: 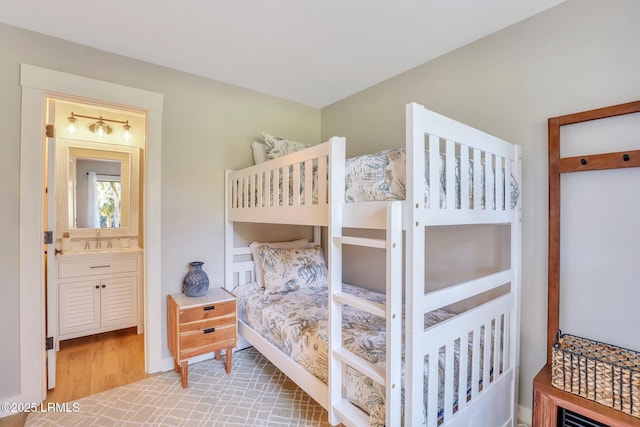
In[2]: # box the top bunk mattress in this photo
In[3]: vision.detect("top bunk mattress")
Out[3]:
[345,147,519,209]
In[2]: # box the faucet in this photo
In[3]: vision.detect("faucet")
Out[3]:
[96,229,101,249]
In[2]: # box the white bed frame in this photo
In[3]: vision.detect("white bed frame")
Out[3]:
[224,102,522,427]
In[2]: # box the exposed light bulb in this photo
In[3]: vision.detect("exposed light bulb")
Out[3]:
[123,121,131,141]
[67,115,77,134]
[95,119,106,137]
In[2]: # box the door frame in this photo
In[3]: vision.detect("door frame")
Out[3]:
[19,64,164,403]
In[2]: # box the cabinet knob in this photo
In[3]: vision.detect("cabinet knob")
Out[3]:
[95,285,99,289]
[203,305,215,311]
[101,284,106,288]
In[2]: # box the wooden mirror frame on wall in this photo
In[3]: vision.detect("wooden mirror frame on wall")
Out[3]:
[546,100,640,364]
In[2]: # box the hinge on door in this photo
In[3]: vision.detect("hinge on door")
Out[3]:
[46,336,54,350]
[45,124,54,138]
[44,231,53,245]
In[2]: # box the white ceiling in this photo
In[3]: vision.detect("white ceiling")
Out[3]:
[0,0,565,108]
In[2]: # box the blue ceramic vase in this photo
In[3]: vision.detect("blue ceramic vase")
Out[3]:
[182,261,209,297]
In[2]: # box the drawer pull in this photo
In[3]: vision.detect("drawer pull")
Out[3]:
[90,265,111,269]
[203,305,215,311]
[203,327,216,334]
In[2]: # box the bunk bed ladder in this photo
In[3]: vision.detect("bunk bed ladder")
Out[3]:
[329,202,403,427]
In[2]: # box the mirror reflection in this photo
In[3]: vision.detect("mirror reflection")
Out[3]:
[75,158,122,228]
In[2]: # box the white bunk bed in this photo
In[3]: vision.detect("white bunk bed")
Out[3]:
[224,102,522,427]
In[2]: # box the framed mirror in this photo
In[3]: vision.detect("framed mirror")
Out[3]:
[74,158,124,228]
[55,138,139,239]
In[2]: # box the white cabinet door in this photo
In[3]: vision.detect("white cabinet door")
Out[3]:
[100,276,137,330]
[59,278,101,336]
[57,254,140,340]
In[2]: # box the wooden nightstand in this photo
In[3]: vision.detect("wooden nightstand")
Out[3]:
[167,288,237,388]
[533,364,639,427]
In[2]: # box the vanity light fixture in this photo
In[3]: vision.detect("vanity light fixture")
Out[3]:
[67,112,133,140]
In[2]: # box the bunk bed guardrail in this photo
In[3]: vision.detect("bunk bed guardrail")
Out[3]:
[227,137,345,226]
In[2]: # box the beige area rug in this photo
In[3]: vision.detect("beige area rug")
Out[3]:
[26,348,333,427]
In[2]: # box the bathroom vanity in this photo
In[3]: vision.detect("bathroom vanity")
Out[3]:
[52,134,143,342]
[56,248,143,340]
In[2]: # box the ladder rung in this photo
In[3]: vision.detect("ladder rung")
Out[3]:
[333,347,385,386]
[333,235,386,248]
[333,399,370,427]
[333,292,386,318]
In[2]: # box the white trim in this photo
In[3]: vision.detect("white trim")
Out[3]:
[157,352,219,374]
[144,107,164,373]
[18,64,163,406]
[18,84,47,406]
[20,65,163,111]
[518,404,532,426]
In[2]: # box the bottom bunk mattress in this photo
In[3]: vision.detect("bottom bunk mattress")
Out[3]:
[234,282,482,426]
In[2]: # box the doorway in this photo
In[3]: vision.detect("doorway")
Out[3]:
[45,97,147,399]
[19,64,164,405]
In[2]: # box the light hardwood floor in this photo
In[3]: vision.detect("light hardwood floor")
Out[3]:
[0,327,146,427]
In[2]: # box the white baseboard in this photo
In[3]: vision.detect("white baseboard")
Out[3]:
[518,404,532,426]
[236,334,251,350]
[158,356,176,372]
[158,347,244,375]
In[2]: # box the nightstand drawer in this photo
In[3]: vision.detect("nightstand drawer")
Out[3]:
[179,313,236,333]
[179,300,235,323]
[179,323,236,350]
[180,338,236,360]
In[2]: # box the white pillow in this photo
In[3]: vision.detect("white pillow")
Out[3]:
[263,132,311,159]
[251,141,268,164]
[249,238,309,287]
[256,245,328,294]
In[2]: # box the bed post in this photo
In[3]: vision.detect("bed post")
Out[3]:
[406,102,427,426]
[327,137,346,426]
[224,169,234,292]
[385,201,403,426]
[511,145,523,425]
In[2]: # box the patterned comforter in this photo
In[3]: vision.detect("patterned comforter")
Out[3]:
[234,282,460,426]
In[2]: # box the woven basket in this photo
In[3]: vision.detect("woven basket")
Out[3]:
[551,331,640,418]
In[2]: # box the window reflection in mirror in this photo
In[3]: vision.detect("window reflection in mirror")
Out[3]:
[75,159,122,228]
